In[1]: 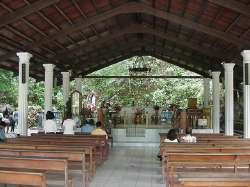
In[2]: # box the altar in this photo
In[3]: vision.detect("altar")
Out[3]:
[111,105,213,144]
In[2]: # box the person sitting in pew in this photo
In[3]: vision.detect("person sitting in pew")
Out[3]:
[44,111,57,134]
[0,118,5,142]
[164,129,179,143]
[62,112,76,135]
[81,119,94,133]
[91,121,108,139]
[180,128,197,143]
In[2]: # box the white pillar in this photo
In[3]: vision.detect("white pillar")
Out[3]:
[223,63,235,136]
[61,72,70,105]
[16,52,32,136]
[203,78,210,107]
[75,77,82,92]
[212,71,221,133]
[43,64,55,114]
[241,50,250,138]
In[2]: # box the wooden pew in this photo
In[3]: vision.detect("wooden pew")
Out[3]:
[163,153,250,187]
[7,137,107,162]
[175,173,250,187]
[0,170,47,187]
[159,133,225,143]
[160,139,250,187]
[0,156,71,187]
[161,146,250,155]
[29,134,109,158]
[0,149,87,187]
[0,143,96,179]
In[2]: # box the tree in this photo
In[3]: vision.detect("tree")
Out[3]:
[82,56,203,108]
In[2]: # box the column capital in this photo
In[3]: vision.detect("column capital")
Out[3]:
[211,71,221,78]
[241,50,250,63]
[43,64,55,71]
[61,71,70,78]
[16,52,32,64]
[223,63,235,72]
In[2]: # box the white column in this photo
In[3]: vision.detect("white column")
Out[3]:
[43,64,55,114]
[212,71,221,133]
[223,63,235,136]
[16,52,32,136]
[61,72,70,105]
[75,77,82,92]
[203,78,210,107]
[241,50,250,138]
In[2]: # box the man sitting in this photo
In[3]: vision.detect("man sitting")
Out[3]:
[81,119,94,133]
[91,121,108,139]
[181,128,197,143]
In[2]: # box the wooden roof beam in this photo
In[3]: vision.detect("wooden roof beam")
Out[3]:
[55,24,225,61]
[208,0,250,17]
[0,2,247,62]
[79,48,209,78]
[0,0,59,28]
[33,2,249,47]
[72,40,212,76]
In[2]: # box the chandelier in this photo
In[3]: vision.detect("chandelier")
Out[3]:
[129,56,151,75]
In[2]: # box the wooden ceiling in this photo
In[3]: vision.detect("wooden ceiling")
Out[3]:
[0,0,249,81]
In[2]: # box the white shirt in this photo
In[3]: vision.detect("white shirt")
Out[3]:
[63,119,76,135]
[2,117,10,124]
[44,120,57,133]
[164,139,178,143]
[181,134,197,143]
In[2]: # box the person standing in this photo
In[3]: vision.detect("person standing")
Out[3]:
[171,105,179,128]
[0,118,5,141]
[12,110,18,132]
[2,109,10,133]
[44,111,57,134]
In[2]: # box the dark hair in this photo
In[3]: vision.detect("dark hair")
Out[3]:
[96,121,102,128]
[167,129,178,141]
[186,128,192,135]
[89,119,95,126]
[46,111,55,120]
[65,111,72,119]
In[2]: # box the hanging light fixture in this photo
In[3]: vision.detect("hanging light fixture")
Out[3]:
[129,56,151,75]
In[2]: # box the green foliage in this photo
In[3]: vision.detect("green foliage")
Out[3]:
[0,69,18,106]
[0,56,203,112]
[82,56,203,108]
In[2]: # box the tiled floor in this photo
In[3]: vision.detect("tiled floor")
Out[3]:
[90,147,165,187]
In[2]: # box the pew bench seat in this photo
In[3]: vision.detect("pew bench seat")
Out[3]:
[0,170,46,187]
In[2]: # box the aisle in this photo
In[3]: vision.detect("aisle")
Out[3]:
[90,147,164,187]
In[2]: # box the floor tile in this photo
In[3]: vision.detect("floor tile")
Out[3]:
[88,146,163,187]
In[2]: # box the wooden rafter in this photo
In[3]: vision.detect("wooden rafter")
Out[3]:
[71,39,213,75]
[208,0,250,17]
[55,24,226,61]
[0,2,248,63]
[0,0,59,28]
[81,50,209,78]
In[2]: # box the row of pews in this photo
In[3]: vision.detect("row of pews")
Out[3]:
[0,133,109,187]
[160,133,250,187]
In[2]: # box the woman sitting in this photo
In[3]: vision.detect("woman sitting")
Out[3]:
[44,111,57,134]
[164,129,179,143]
[62,112,76,135]
[180,128,197,143]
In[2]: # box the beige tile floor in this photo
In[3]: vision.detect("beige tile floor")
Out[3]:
[89,147,165,187]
